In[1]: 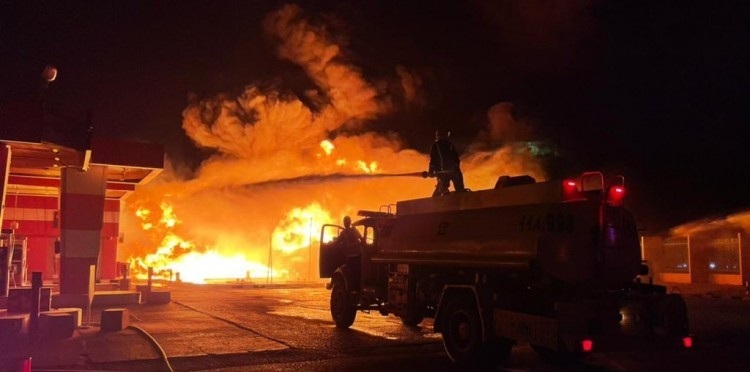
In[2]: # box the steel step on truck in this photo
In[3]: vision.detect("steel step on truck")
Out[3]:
[319,171,691,367]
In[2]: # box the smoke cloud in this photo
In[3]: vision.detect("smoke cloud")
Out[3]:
[670,211,750,237]
[121,4,548,281]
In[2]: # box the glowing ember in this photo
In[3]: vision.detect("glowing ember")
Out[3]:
[320,140,334,155]
[159,202,179,228]
[356,160,378,173]
[135,207,153,230]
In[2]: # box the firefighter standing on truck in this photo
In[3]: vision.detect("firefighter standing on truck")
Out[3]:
[429,129,465,196]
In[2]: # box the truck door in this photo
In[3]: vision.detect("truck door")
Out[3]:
[319,224,344,278]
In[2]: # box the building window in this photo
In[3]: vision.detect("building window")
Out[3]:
[663,237,689,273]
[708,237,740,274]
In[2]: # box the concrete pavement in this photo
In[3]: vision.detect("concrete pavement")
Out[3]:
[0,283,302,371]
[1,281,748,371]
[659,281,750,300]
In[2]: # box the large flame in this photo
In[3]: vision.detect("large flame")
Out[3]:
[120,4,548,284]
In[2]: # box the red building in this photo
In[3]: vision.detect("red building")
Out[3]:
[1,102,162,302]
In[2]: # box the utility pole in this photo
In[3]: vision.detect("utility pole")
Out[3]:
[267,235,273,284]
[308,217,313,281]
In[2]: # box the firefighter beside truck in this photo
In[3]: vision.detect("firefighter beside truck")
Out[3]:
[319,171,691,366]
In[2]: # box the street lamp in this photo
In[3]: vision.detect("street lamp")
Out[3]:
[42,65,58,85]
[40,64,58,110]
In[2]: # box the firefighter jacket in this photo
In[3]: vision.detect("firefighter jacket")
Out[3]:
[429,139,461,173]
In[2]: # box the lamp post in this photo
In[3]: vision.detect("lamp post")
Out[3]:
[40,65,57,108]
[42,65,58,87]
[267,234,273,284]
[308,217,313,282]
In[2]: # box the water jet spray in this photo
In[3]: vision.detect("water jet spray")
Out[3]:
[243,172,429,188]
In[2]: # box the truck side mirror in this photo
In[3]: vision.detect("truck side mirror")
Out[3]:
[639,262,650,276]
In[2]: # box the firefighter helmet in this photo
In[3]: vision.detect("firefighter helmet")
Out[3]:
[435,129,451,140]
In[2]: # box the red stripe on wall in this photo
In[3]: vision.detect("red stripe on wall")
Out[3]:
[8,175,135,192]
[60,193,105,230]
[106,183,136,191]
[8,175,59,188]
[104,199,120,212]
[1,220,58,236]
[4,195,58,209]
[5,210,116,225]
[26,236,55,276]
[102,222,119,237]
[101,238,117,279]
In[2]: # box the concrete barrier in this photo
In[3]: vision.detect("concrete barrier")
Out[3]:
[135,285,150,304]
[39,312,75,339]
[0,314,27,338]
[7,287,52,312]
[90,291,141,307]
[147,291,171,305]
[100,308,129,332]
[51,293,89,310]
[42,308,82,327]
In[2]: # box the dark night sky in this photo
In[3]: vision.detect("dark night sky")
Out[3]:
[2,1,749,232]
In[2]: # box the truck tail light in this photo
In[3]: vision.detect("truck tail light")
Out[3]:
[608,185,626,206]
[581,339,594,352]
[562,179,583,202]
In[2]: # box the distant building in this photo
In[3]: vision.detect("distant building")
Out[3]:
[641,230,748,286]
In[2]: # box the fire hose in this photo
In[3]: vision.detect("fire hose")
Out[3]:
[243,171,434,188]
[29,325,173,372]
[128,325,175,372]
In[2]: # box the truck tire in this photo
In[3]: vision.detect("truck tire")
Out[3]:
[400,304,424,327]
[330,280,356,328]
[441,295,502,366]
[653,294,688,337]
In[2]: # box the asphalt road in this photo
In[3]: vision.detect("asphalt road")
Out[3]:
[89,284,750,372]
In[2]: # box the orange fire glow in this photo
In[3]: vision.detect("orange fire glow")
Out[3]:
[120,4,548,284]
[272,203,332,254]
[128,202,297,284]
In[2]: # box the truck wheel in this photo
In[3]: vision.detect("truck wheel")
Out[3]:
[441,295,484,365]
[400,305,424,327]
[653,294,688,337]
[330,281,356,328]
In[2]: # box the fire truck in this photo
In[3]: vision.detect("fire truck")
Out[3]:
[319,171,691,366]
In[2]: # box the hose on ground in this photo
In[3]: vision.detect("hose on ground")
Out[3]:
[127,325,175,372]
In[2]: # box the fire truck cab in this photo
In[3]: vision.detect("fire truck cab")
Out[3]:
[319,172,691,366]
